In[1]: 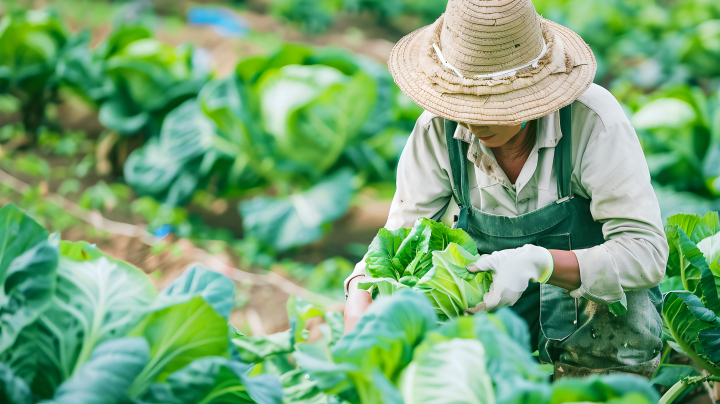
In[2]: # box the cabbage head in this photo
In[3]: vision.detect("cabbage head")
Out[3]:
[358,218,492,319]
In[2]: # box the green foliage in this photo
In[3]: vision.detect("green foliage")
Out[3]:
[0,204,58,353]
[257,64,375,178]
[124,99,221,205]
[630,88,720,217]
[0,8,70,132]
[293,290,659,404]
[358,217,492,318]
[0,203,671,404]
[658,212,720,400]
[95,24,211,136]
[0,204,279,404]
[270,0,344,33]
[238,169,356,251]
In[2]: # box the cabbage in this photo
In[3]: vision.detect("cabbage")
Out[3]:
[358,218,492,319]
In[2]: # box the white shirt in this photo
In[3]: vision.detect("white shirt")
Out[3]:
[346,84,668,301]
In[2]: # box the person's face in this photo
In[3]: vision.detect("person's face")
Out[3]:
[459,122,524,148]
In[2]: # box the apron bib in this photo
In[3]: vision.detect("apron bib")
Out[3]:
[444,106,663,379]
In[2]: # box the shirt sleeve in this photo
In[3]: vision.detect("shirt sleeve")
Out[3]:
[344,113,454,294]
[384,114,454,230]
[572,120,668,302]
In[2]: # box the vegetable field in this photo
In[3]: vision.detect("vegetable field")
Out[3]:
[0,0,719,403]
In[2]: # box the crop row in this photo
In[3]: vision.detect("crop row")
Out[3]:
[0,203,667,404]
[0,7,422,255]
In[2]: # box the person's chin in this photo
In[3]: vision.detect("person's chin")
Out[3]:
[477,135,501,147]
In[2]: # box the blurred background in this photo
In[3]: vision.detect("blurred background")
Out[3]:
[0,0,719,335]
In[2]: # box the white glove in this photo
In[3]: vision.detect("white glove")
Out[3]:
[465,244,554,313]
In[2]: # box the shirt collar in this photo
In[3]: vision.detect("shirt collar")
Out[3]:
[453,111,563,166]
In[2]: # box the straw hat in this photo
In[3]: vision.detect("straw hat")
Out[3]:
[388,0,596,125]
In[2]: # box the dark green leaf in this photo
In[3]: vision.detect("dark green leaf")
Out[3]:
[145,357,282,404]
[44,337,150,404]
[124,99,219,206]
[0,363,32,404]
[239,169,356,251]
[0,204,58,354]
[651,364,697,387]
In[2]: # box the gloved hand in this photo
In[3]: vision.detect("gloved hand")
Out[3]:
[465,244,554,313]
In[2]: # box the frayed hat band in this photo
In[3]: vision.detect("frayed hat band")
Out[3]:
[433,39,548,80]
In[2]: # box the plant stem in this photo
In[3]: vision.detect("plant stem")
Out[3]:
[660,375,720,404]
[659,379,692,404]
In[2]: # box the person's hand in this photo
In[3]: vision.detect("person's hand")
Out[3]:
[465,244,553,313]
[344,276,372,334]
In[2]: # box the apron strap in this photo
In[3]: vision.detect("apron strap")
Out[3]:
[444,119,472,229]
[556,105,573,200]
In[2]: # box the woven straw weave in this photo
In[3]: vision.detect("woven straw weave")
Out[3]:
[388,0,597,125]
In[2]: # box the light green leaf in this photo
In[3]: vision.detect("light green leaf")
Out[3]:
[400,337,495,404]
[127,296,230,397]
[698,232,720,270]
[468,312,551,404]
[31,256,156,396]
[633,98,696,130]
[280,367,331,404]
[292,325,354,399]
[364,228,411,280]
[357,276,409,298]
[232,331,293,364]
[155,265,234,320]
[287,296,325,344]
[331,291,437,402]
[417,243,490,318]
[295,291,437,402]
[550,375,659,403]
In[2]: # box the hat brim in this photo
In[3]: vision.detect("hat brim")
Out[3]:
[388,18,597,125]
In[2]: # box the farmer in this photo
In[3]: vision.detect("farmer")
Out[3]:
[343,0,668,379]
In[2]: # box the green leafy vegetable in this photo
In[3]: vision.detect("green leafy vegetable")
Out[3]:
[359,217,490,318]
[0,9,69,133]
[399,336,494,404]
[257,64,375,178]
[44,338,150,404]
[238,168,355,251]
[96,24,210,136]
[660,211,720,399]
[144,357,282,404]
[0,362,32,404]
[0,204,58,354]
[29,254,156,396]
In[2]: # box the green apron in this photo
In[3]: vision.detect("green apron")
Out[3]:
[444,105,663,379]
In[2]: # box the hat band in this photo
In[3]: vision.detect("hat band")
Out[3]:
[433,39,548,80]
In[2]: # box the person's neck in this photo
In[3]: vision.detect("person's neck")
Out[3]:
[492,123,535,184]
